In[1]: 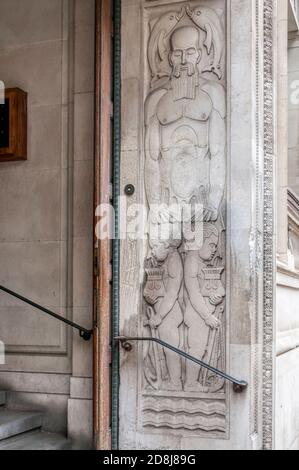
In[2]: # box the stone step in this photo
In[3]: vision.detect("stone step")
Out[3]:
[0,430,71,450]
[0,392,6,406]
[0,410,43,441]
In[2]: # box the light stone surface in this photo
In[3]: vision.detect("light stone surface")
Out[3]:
[5,392,68,434]
[277,0,289,262]
[119,0,261,450]
[67,398,93,450]
[70,377,92,400]
[0,0,94,447]
[0,410,42,440]
[276,346,299,449]
[0,0,71,361]
[74,93,95,162]
[288,35,299,195]
[0,0,62,48]
[0,372,70,395]
[276,269,299,449]
[67,0,95,446]
[74,24,95,93]
[0,430,71,451]
[75,0,95,26]
[0,44,63,107]
[274,4,299,450]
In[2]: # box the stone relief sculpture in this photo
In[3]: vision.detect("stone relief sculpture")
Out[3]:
[142,3,227,434]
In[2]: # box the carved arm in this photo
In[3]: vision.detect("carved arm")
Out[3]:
[184,251,220,329]
[157,250,183,320]
[208,107,226,217]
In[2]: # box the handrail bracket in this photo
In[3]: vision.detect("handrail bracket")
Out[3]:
[115,335,248,393]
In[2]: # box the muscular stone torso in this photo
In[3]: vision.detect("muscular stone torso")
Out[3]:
[156,85,213,204]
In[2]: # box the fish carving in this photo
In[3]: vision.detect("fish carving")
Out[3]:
[148,8,185,86]
[187,6,224,80]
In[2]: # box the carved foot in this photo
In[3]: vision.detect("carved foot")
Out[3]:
[162,381,183,392]
[184,382,205,393]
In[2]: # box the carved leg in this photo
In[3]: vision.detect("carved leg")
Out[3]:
[158,302,183,391]
[184,304,209,392]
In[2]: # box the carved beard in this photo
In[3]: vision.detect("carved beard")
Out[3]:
[171,64,197,101]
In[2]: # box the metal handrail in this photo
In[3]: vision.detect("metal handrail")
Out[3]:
[115,335,248,393]
[0,285,93,341]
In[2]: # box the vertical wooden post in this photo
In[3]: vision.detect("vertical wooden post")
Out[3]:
[93,0,113,450]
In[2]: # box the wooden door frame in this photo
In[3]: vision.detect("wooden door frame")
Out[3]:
[93,0,113,451]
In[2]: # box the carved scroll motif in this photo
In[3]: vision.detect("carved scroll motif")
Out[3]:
[142,3,227,435]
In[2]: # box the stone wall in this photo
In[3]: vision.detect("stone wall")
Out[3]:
[0,0,95,448]
[276,270,299,449]
[289,33,299,194]
[274,20,299,450]
[117,0,270,450]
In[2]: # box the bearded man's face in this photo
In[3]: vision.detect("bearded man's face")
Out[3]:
[170,26,201,100]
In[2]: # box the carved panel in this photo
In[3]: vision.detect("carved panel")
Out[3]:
[141,1,227,436]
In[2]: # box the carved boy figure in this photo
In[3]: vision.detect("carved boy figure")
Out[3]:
[143,223,225,392]
[144,238,184,391]
[184,223,225,391]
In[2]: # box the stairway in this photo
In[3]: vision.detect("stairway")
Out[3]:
[0,391,71,450]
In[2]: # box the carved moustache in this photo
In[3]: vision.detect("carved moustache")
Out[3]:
[171,64,197,101]
[173,62,195,78]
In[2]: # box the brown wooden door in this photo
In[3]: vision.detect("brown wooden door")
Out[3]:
[93,0,113,451]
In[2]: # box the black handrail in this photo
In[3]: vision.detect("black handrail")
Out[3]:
[115,335,248,393]
[0,285,93,341]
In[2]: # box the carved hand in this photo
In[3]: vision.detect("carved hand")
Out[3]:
[146,250,158,268]
[209,294,223,306]
[144,292,159,306]
[149,206,180,225]
[205,314,221,329]
[203,205,218,222]
[145,312,163,329]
